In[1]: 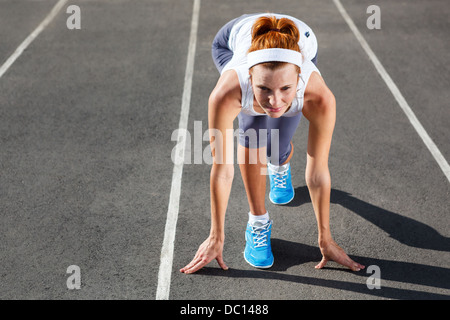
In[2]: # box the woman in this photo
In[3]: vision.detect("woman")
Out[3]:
[180,13,364,273]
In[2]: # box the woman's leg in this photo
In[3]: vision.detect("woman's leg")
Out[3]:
[211,16,241,73]
[238,145,267,215]
[237,112,269,216]
[211,14,259,73]
[238,115,274,269]
[237,112,302,209]
[265,113,302,204]
[266,113,302,165]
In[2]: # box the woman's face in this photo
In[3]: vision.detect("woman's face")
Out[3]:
[250,63,299,118]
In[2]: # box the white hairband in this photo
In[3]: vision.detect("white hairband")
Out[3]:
[247,48,303,69]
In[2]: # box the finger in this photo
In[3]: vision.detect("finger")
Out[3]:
[184,258,209,274]
[315,257,328,269]
[181,252,201,273]
[329,247,360,271]
[342,257,365,272]
[180,264,192,273]
[180,264,191,273]
[350,261,365,272]
[180,257,202,273]
[181,260,200,274]
[216,255,228,271]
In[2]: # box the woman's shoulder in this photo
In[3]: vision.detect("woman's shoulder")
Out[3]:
[210,69,242,107]
[303,71,335,116]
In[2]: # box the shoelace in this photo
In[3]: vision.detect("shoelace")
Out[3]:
[271,169,288,189]
[251,221,271,248]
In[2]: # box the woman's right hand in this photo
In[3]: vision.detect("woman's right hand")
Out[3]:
[180,236,228,274]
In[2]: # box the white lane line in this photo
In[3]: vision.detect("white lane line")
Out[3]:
[333,0,450,183]
[0,0,68,79]
[156,0,201,300]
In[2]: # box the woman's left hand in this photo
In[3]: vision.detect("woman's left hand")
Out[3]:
[315,238,365,272]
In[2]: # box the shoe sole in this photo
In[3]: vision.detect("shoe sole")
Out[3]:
[269,190,295,205]
[243,252,274,269]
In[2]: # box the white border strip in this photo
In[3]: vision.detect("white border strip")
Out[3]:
[156,0,201,300]
[333,0,450,183]
[0,0,68,79]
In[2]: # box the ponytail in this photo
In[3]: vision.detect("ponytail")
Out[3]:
[248,16,300,54]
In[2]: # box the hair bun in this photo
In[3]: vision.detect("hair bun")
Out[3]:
[251,16,299,42]
[249,16,300,53]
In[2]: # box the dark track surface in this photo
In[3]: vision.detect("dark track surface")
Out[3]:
[0,0,448,300]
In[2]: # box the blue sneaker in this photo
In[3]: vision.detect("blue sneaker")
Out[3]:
[268,162,294,205]
[244,220,274,269]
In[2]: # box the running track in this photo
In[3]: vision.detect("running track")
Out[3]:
[0,0,449,300]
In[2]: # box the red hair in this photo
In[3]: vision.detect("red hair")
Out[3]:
[248,16,301,71]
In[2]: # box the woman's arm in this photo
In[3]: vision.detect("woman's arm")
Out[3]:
[181,71,242,274]
[303,72,365,272]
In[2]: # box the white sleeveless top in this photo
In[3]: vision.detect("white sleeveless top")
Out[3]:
[221,13,321,117]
